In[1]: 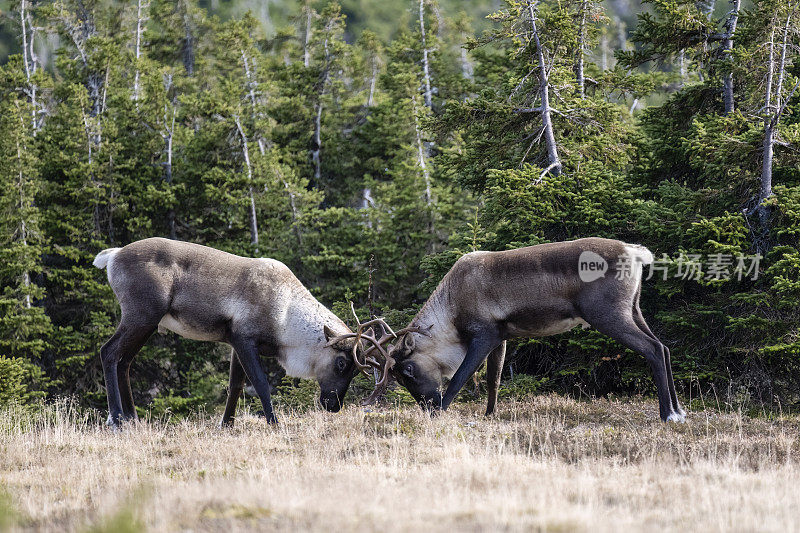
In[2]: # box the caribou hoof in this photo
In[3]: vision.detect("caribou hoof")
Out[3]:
[666,412,686,423]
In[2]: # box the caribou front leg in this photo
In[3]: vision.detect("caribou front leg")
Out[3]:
[230,337,277,424]
[485,341,507,416]
[440,329,503,411]
[221,348,247,427]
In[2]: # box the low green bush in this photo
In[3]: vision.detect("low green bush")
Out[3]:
[0,356,46,407]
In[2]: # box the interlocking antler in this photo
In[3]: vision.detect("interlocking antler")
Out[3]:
[325,303,429,405]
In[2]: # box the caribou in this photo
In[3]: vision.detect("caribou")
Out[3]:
[349,238,686,422]
[93,237,393,427]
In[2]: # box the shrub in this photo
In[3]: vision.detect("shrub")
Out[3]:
[0,356,46,407]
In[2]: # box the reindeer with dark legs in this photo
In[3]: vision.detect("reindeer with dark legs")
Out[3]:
[93,238,392,427]
[348,238,685,422]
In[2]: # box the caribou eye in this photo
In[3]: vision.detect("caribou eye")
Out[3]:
[402,362,415,380]
[335,356,348,374]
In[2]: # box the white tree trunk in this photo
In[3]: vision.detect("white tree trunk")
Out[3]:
[367,60,377,107]
[774,13,792,111]
[164,106,176,239]
[419,0,433,109]
[14,121,32,309]
[576,0,587,99]
[600,33,609,70]
[234,116,259,249]
[528,2,561,176]
[721,0,740,114]
[460,47,474,81]
[303,7,312,68]
[312,102,323,183]
[20,0,40,133]
[413,96,435,236]
[764,28,775,111]
[133,0,148,102]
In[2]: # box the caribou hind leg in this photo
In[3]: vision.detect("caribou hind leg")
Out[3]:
[631,300,685,418]
[221,348,247,427]
[581,304,680,422]
[117,350,139,421]
[101,318,157,426]
[485,341,507,416]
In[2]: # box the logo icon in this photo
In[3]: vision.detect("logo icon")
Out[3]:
[578,251,607,282]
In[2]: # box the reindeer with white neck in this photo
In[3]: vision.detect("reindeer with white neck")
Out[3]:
[94,238,398,427]
[352,238,685,423]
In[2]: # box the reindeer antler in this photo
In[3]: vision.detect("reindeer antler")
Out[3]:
[325,303,430,406]
[324,302,398,375]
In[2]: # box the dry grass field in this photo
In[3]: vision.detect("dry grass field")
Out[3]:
[1,395,799,532]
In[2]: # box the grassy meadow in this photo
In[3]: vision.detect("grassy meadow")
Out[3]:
[1,396,799,532]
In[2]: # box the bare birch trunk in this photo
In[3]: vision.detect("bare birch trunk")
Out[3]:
[758,122,774,229]
[234,116,259,249]
[303,7,312,67]
[20,0,40,133]
[756,7,798,248]
[678,50,687,86]
[575,0,587,99]
[774,13,792,111]
[311,36,331,185]
[765,28,775,112]
[133,0,148,102]
[414,97,435,237]
[182,7,195,76]
[460,47,474,81]
[312,102,323,183]
[14,119,32,309]
[419,0,433,109]
[528,2,561,176]
[165,109,176,240]
[721,0,740,115]
[600,33,609,70]
[367,60,377,107]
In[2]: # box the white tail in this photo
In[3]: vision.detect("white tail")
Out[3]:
[625,244,654,266]
[93,248,121,269]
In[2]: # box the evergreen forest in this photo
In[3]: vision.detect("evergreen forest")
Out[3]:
[1,0,799,416]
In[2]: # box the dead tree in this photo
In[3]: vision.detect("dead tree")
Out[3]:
[303,2,313,68]
[419,0,434,109]
[413,95,435,235]
[755,10,798,248]
[527,1,561,177]
[234,115,259,250]
[19,0,43,134]
[575,0,587,99]
[160,74,177,239]
[721,0,741,114]
[132,0,149,102]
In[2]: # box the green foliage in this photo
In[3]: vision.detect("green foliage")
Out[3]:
[498,374,549,400]
[273,376,320,412]
[0,356,46,407]
[0,0,798,416]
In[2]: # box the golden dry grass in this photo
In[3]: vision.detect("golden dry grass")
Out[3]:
[1,396,800,532]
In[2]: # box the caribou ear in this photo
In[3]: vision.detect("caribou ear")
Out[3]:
[323,325,337,342]
[403,333,415,352]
